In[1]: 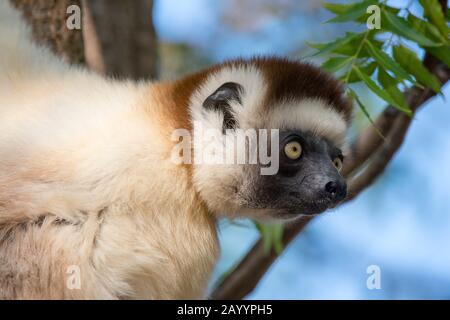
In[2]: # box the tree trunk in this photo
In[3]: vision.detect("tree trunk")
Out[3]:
[86,0,158,80]
[10,0,85,65]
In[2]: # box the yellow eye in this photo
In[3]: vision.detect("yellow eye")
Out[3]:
[333,157,343,172]
[284,141,302,160]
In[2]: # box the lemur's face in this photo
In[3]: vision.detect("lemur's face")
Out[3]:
[238,129,346,219]
[188,58,352,220]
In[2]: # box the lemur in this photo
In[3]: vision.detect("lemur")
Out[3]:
[0,0,352,299]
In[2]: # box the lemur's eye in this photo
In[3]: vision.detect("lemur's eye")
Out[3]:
[284,141,302,160]
[333,157,343,172]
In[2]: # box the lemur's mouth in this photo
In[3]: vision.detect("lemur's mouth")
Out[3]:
[276,198,337,217]
[243,199,335,221]
[239,195,340,219]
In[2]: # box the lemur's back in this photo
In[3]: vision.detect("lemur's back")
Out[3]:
[0,0,148,224]
[0,1,218,299]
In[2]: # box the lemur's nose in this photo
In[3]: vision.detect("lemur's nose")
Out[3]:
[325,180,347,201]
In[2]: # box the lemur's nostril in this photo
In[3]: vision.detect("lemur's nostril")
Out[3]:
[325,181,347,201]
[325,181,338,195]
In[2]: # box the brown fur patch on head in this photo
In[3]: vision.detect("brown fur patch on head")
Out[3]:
[163,56,352,131]
[164,67,221,132]
[156,57,352,129]
[234,56,352,123]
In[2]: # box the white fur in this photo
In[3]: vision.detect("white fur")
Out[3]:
[0,1,218,299]
[266,99,348,148]
[188,66,348,217]
[0,0,68,80]
[189,66,268,216]
[189,64,267,131]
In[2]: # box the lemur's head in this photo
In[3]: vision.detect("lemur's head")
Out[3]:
[182,57,352,220]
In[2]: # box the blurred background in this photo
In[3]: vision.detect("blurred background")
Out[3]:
[153,0,450,299]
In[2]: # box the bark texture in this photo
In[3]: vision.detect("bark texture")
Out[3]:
[87,0,158,79]
[10,0,85,64]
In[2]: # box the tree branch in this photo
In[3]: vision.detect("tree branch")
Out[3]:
[81,0,106,74]
[341,106,398,177]
[212,216,313,300]
[86,0,158,79]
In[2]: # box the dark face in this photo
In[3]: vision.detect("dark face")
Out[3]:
[240,130,347,218]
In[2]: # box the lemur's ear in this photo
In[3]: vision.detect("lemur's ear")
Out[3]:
[202,82,243,132]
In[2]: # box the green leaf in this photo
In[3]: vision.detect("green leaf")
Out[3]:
[425,45,450,68]
[407,13,448,44]
[256,223,284,255]
[325,0,378,23]
[355,5,400,23]
[256,223,272,253]
[348,88,384,138]
[377,69,410,112]
[353,65,412,115]
[345,61,377,83]
[419,0,449,38]
[382,9,442,47]
[323,2,353,15]
[364,39,415,83]
[307,32,360,57]
[272,224,284,255]
[323,0,378,15]
[309,33,382,57]
[393,45,442,93]
[322,56,353,73]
